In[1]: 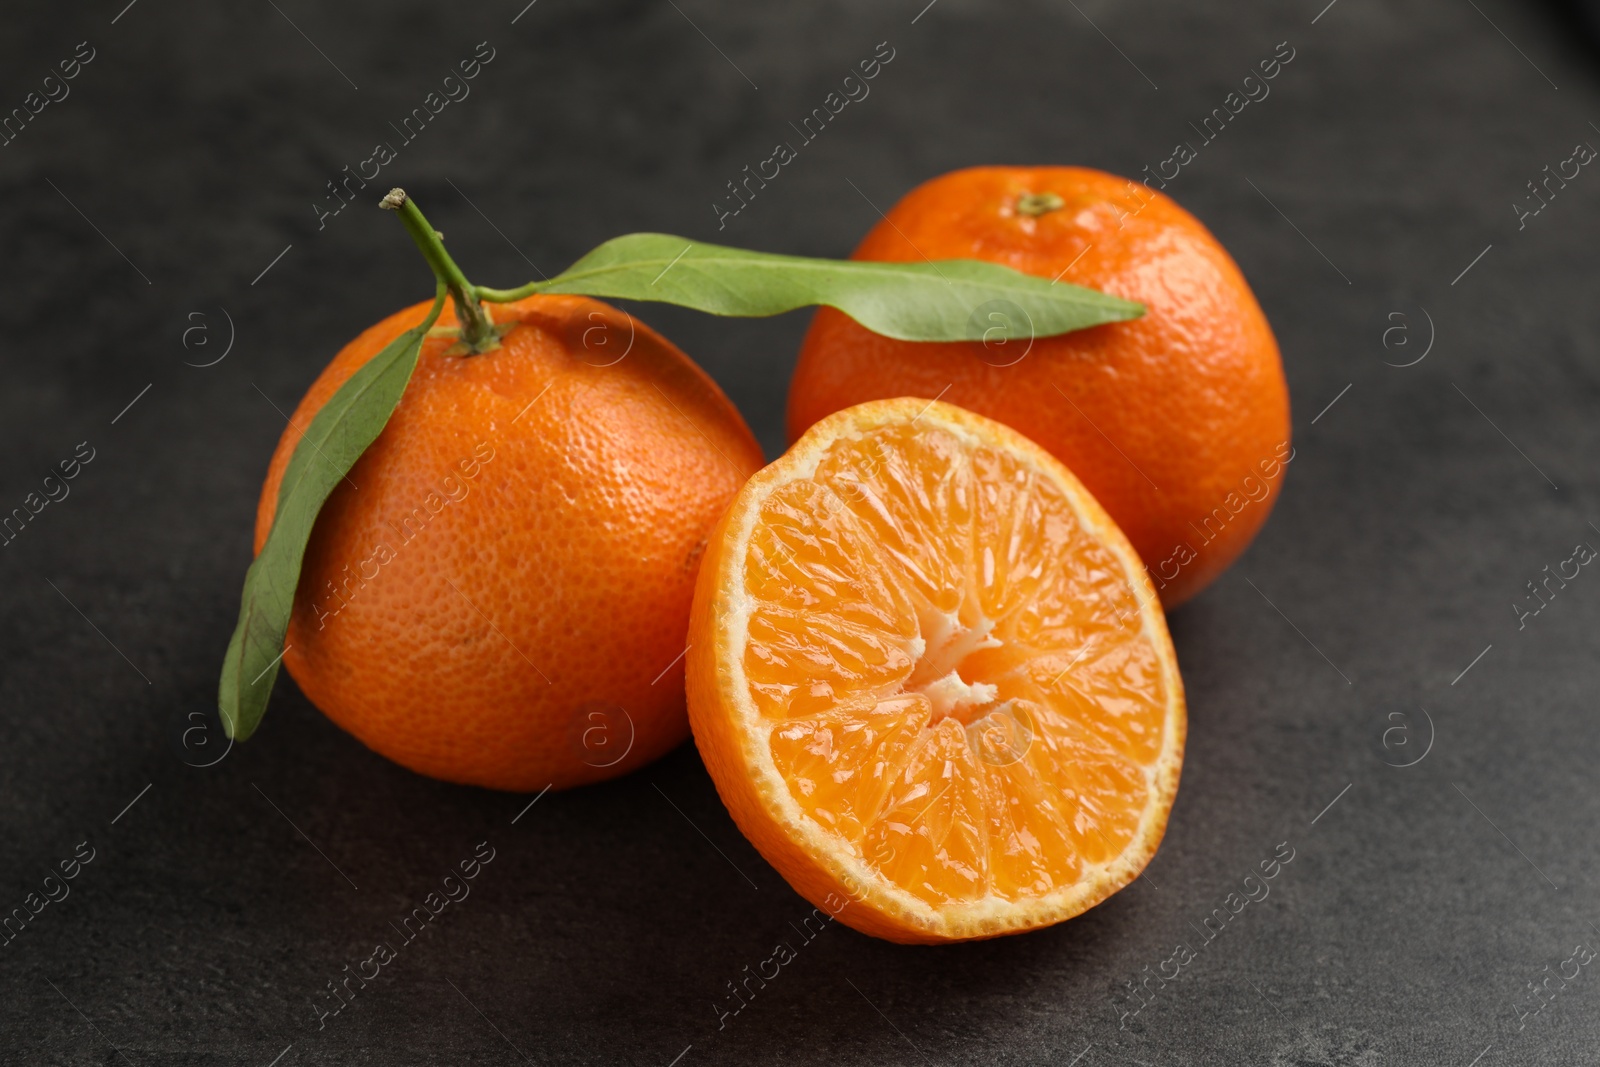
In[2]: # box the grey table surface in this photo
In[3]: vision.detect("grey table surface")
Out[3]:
[2,0,1598,1063]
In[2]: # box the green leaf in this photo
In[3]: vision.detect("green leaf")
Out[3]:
[219,220,1141,743]
[482,233,1143,341]
[217,288,446,741]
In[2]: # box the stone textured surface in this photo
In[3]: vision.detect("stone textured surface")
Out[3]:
[1,0,1597,1063]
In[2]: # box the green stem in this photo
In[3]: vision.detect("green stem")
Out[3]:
[380,188,499,352]
[476,280,545,304]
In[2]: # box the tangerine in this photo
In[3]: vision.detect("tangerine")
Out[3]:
[256,294,763,790]
[788,166,1290,606]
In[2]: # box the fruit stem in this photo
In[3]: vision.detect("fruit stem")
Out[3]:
[1015,192,1065,218]
[380,188,499,353]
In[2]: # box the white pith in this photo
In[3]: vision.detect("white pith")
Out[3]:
[905,605,1001,721]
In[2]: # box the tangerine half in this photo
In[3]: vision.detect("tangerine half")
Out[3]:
[687,398,1184,942]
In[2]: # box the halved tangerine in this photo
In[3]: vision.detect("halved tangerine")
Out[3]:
[687,398,1185,943]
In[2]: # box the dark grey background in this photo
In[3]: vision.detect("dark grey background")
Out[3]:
[2,0,1597,1063]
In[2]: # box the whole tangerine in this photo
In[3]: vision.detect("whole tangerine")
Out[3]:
[256,294,764,790]
[787,166,1290,606]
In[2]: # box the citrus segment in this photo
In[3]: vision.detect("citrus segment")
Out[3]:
[688,398,1185,942]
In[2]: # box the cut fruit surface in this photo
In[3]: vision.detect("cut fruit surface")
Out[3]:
[687,398,1185,943]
